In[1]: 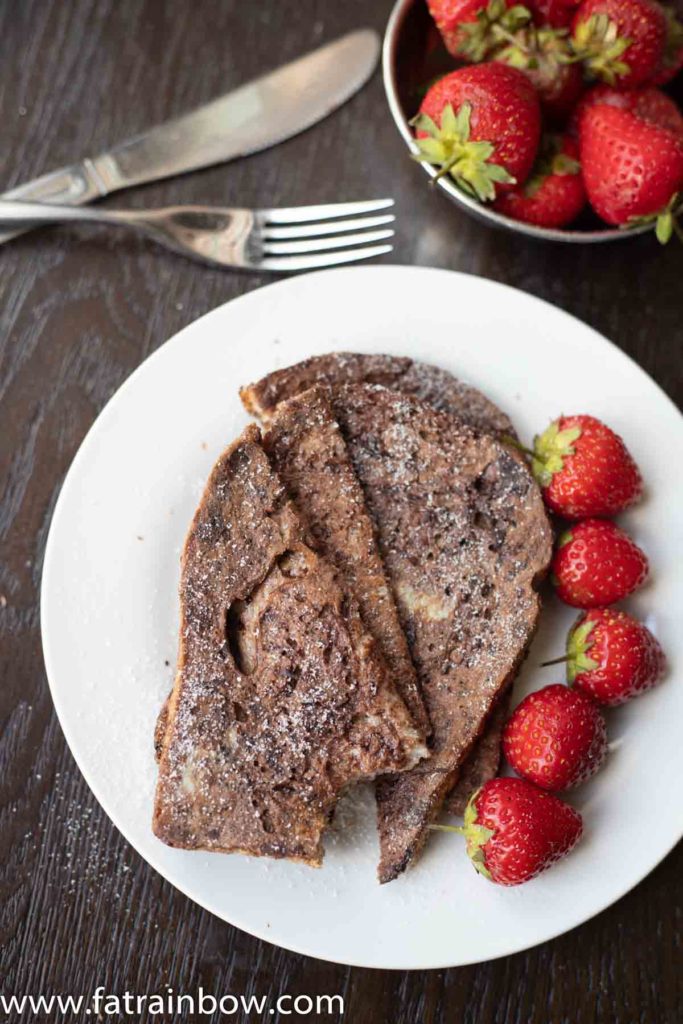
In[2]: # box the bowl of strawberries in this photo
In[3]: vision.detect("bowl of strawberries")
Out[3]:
[383,0,683,241]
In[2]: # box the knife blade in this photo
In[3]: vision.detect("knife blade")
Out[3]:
[0,29,379,245]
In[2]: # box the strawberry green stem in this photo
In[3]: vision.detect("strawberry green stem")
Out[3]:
[541,654,571,667]
[432,158,460,184]
[501,434,536,460]
[494,24,533,51]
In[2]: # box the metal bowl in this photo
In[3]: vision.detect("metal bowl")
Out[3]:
[382,0,650,243]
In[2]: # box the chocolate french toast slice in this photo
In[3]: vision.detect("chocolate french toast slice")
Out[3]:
[153,426,424,865]
[240,351,515,438]
[333,386,552,881]
[261,385,429,739]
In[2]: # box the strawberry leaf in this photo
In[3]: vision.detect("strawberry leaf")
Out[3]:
[532,420,582,487]
[412,101,514,203]
[441,101,459,137]
[462,790,494,879]
[521,135,581,198]
[410,111,441,137]
[567,618,599,682]
[453,102,472,139]
[656,210,673,244]
[503,3,534,29]
[487,163,515,182]
[571,13,632,83]
[627,193,682,245]
[552,153,581,176]
[458,0,532,61]
[411,137,449,164]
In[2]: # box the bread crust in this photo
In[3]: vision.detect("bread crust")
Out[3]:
[240,351,515,438]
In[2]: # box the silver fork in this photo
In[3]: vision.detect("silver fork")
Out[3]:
[0,198,394,272]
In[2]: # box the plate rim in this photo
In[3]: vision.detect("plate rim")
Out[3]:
[40,265,683,969]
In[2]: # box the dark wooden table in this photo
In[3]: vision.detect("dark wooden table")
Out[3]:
[1,1,681,1021]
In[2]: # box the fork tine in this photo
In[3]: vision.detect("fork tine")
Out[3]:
[259,199,394,225]
[262,229,394,256]
[261,214,395,240]
[258,244,393,273]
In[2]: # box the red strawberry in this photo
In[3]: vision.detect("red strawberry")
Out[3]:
[502,684,607,790]
[551,519,649,608]
[413,64,541,201]
[427,0,532,61]
[571,0,667,87]
[570,84,683,138]
[494,25,585,120]
[527,0,582,28]
[626,88,683,138]
[651,4,683,84]
[531,414,642,518]
[437,778,583,885]
[495,134,586,227]
[579,103,683,240]
[528,0,581,25]
[566,608,666,705]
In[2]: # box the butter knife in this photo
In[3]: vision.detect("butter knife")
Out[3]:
[1,29,379,245]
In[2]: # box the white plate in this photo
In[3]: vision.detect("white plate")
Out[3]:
[41,267,683,969]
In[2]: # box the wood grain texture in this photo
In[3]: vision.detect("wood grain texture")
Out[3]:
[0,0,680,1021]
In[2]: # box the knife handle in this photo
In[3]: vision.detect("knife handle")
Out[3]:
[0,159,108,245]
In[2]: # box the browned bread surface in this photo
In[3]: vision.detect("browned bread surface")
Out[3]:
[327,385,552,881]
[262,385,429,739]
[444,693,510,816]
[153,426,424,865]
[241,353,523,814]
[240,351,515,438]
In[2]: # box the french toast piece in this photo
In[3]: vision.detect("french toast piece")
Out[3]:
[332,386,551,881]
[153,426,424,865]
[240,351,515,437]
[262,385,429,739]
[317,385,550,881]
[444,694,510,816]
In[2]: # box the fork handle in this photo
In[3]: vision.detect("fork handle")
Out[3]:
[0,199,137,227]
